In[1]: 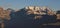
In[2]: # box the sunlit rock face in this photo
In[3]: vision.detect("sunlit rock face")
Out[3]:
[0,7,10,20]
[24,6,55,19]
[25,6,53,15]
[0,7,3,11]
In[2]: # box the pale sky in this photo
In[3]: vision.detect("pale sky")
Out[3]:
[0,0,60,11]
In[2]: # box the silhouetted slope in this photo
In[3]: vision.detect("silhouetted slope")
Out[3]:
[33,15,56,28]
[6,9,34,28]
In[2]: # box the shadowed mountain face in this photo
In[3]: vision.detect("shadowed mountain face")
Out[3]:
[6,8,35,28]
[5,8,57,28]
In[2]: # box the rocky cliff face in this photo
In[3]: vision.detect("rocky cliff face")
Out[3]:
[25,6,50,15]
[22,6,56,19]
[0,7,10,20]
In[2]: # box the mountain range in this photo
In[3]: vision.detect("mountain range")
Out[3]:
[0,6,58,28]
